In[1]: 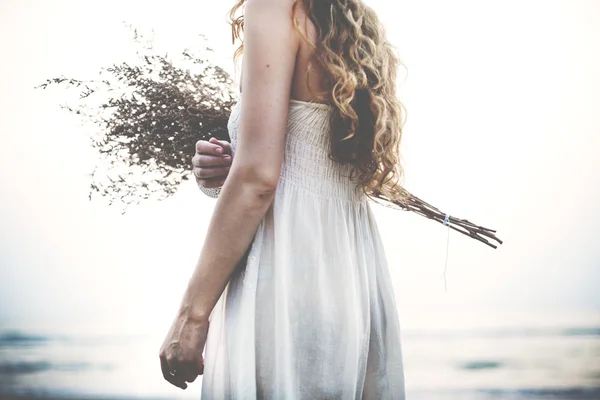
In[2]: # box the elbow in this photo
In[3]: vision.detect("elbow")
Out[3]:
[230,164,280,195]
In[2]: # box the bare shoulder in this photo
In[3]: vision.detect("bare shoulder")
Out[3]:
[244,0,299,49]
[245,0,296,19]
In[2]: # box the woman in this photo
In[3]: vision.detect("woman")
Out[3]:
[159,0,407,398]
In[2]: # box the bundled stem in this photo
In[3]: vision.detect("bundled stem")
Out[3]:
[372,189,502,249]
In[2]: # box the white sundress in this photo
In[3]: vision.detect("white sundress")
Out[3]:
[200,98,405,399]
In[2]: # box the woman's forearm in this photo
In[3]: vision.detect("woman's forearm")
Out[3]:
[179,173,276,321]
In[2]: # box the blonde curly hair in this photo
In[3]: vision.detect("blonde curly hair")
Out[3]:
[228,0,408,204]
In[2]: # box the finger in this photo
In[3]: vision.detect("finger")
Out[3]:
[173,358,193,390]
[197,177,226,189]
[209,137,233,155]
[169,359,190,390]
[160,356,187,390]
[197,354,205,376]
[176,362,198,383]
[196,140,224,155]
[192,153,232,169]
[193,166,230,180]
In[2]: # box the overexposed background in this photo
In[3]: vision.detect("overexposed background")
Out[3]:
[1,0,599,398]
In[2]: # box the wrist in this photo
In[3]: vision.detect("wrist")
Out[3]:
[178,300,211,324]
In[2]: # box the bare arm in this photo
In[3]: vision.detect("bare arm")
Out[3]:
[159,0,298,388]
[180,0,298,320]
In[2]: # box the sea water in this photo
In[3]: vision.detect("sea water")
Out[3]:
[1,310,599,399]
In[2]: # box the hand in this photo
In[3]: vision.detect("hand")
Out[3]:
[192,137,233,189]
[159,313,209,390]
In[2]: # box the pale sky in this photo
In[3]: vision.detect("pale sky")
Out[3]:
[1,0,599,335]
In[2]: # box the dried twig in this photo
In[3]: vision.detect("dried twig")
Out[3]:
[372,190,502,249]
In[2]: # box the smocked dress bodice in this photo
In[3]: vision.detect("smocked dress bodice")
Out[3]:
[226,99,366,202]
